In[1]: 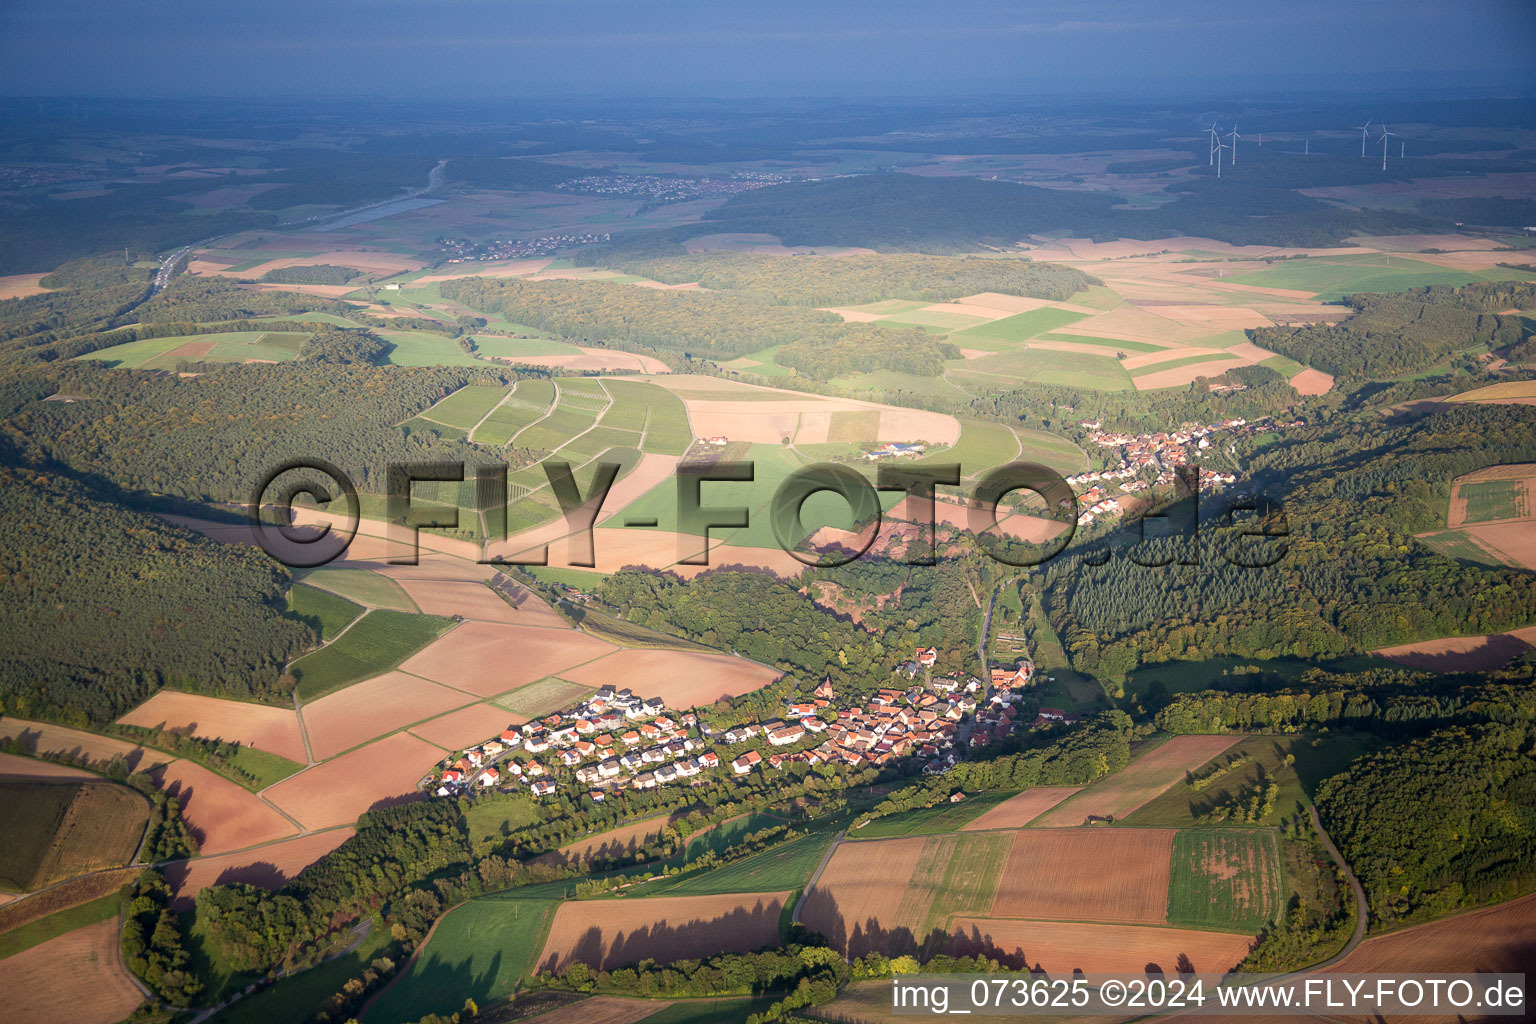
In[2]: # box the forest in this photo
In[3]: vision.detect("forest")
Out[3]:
[441,275,957,376]
[587,251,1093,306]
[1046,402,1536,680]
[1250,281,1535,378]
[0,457,312,724]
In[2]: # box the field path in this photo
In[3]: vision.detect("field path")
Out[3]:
[466,381,527,444]
[1302,803,1368,969]
[294,691,316,765]
[792,828,846,925]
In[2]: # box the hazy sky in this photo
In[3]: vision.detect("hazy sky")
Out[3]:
[1,0,1532,99]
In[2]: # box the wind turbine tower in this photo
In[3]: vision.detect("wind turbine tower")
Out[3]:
[1207,122,1220,166]
[1226,123,1242,165]
[1379,124,1397,171]
[1355,120,1372,157]
[1215,139,1229,178]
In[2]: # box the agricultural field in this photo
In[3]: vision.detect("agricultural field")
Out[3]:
[164,829,354,908]
[1166,829,1285,933]
[79,330,307,368]
[535,891,791,972]
[293,567,419,612]
[851,790,1015,839]
[417,383,512,430]
[363,896,558,1024]
[262,731,442,830]
[290,608,457,701]
[377,329,484,367]
[300,670,473,760]
[494,677,595,718]
[0,780,147,891]
[1031,735,1242,826]
[117,690,309,764]
[1226,253,1527,301]
[641,831,836,897]
[1458,478,1530,523]
[287,582,363,640]
[398,620,617,697]
[474,377,556,446]
[960,786,1085,831]
[556,649,782,709]
[0,917,146,1024]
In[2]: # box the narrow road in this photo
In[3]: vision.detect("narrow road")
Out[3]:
[1303,803,1369,968]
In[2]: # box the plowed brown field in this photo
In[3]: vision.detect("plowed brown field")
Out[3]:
[146,759,296,853]
[301,671,472,760]
[961,787,1083,830]
[558,648,781,708]
[947,917,1252,974]
[165,828,354,907]
[0,918,145,1024]
[536,891,790,972]
[118,690,307,763]
[399,622,616,697]
[263,731,438,829]
[991,829,1175,923]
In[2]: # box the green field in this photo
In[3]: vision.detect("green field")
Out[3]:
[494,677,595,718]
[631,996,779,1024]
[831,368,975,402]
[295,567,419,612]
[641,831,837,896]
[378,330,484,367]
[286,582,364,641]
[1415,529,1509,568]
[850,790,1015,839]
[362,896,558,1024]
[291,609,455,701]
[475,377,557,446]
[466,794,540,852]
[419,384,512,430]
[950,307,1090,350]
[1260,354,1306,377]
[1166,829,1285,933]
[226,745,307,790]
[79,330,307,369]
[1460,479,1529,523]
[1228,254,1535,302]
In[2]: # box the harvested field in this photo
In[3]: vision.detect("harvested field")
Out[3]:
[399,621,617,697]
[300,567,419,611]
[1447,379,1536,406]
[301,671,473,760]
[408,702,527,751]
[1033,736,1241,827]
[594,453,682,526]
[0,273,49,300]
[558,648,781,707]
[0,753,93,780]
[947,917,1253,974]
[0,918,145,1024]
[800,836,927,956]
[262,731,439,829]
[117,690,307,763]
[991,829,1174,924]
[0,780,148,890]
[146,759,296,853]
[394,579,523,623]
[535,891,790,972]
[1329,890,1536,976]
[1462,521,1536,571]
[517,996,673,1024]
[0,718,170,773]
[961,787,1084,830]
[164,828,353,908]
[1374,625,1536,673]
[1289,367,1335,394]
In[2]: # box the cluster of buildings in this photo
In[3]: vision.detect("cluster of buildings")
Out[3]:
[859,442,928,461]
[553,171,787,202]
[428,645,1066,803]
[1069,417,1273,525]
[434,232,611,262]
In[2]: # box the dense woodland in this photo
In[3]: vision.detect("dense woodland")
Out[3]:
[1046,403,1536,681]
[0,459,311,723]
[589,251,1093,306]
[1251,281,1536,378]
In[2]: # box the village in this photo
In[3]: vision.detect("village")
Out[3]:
[1066,416,1298,525]
[552,170,788,202]
[434,231,612,262]
[424,646,1071,804]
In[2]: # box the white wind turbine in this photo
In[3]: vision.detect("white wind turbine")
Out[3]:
[1355,119,1372,157]
[1207,121,1220,166]
[1226,123,1242,165]
[1379,123,1397,170]
[1214,138,1229,178]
